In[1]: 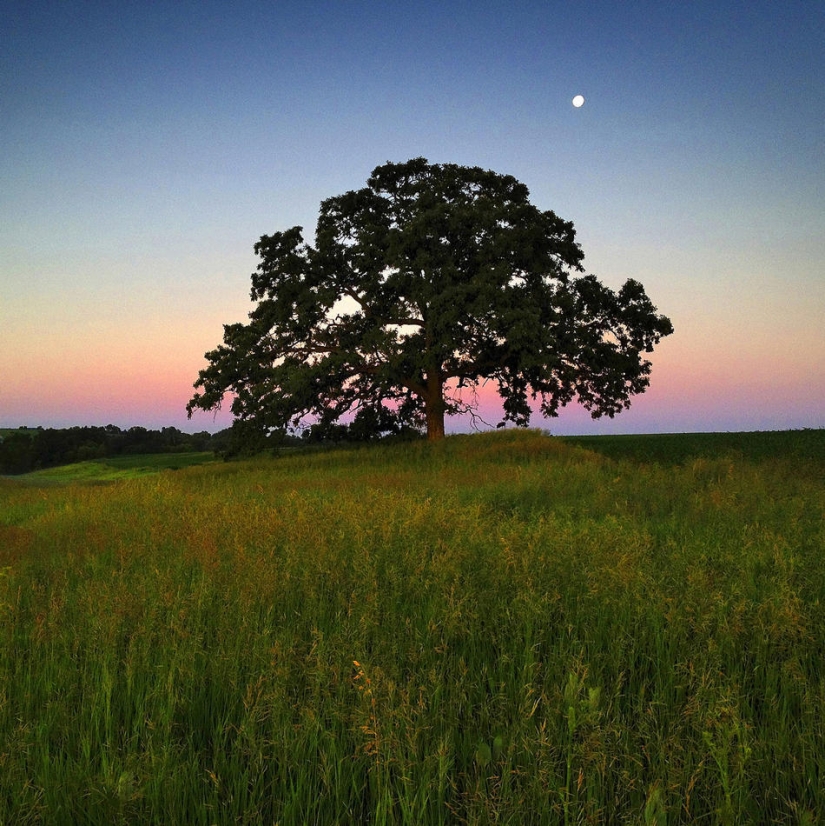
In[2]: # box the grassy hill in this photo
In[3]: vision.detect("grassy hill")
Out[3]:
[1,429,823,824]
[8,451,217,484]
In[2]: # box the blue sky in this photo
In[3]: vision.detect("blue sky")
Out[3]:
[2,1,823,434]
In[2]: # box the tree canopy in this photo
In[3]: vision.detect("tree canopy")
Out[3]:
[187,158,673,441]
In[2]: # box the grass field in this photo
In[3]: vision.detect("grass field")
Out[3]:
[5,452,217,485]
[563,429,825,469]
[1,429,823,824]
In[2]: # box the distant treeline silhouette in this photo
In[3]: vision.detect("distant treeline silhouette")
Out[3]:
[0,416,425,474]
[0,425,230,475]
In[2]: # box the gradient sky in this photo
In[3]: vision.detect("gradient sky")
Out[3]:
[2,0,823,435]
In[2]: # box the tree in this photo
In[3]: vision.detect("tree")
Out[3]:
[0,432,36,474]
[187,158,673,441]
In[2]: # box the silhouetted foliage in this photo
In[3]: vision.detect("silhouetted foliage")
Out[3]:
[213,420,299,459]
[0,426,229,475]
[187,158,673,441]
[300,405,422,445]
[0,432,37,474]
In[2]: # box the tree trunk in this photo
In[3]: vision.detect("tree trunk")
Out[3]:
[424,372,446,441]
[426,403,445,441]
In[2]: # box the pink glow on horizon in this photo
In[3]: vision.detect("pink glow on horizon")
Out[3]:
[4,292,822,435]
[4,341,822,435]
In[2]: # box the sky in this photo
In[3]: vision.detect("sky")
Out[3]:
[2,0,823,435]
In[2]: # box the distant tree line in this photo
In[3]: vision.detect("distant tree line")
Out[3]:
[0,415,423,474]
[0,425,229,475]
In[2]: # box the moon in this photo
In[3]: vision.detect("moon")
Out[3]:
[572,95,585,108]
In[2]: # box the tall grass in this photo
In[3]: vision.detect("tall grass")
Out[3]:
[1,429,823,824]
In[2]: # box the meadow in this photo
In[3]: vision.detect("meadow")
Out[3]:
[5,452,217,485]
[1,429,823,824]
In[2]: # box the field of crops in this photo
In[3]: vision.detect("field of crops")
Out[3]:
[1,429,823,824]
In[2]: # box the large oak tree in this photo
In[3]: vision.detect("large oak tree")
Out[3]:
[187,158,673,440]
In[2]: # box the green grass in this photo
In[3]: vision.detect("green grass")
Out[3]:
[563,429,825,469]
[0,429,823,824]
[100,452,217,472]
[10,452,217,484]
